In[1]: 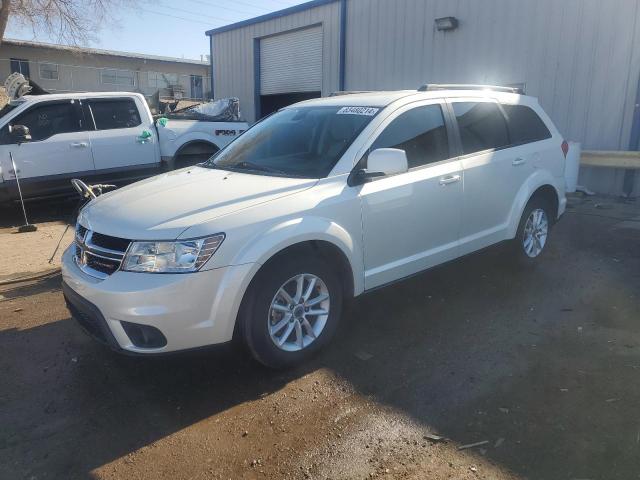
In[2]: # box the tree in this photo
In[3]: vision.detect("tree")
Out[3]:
[0,0,134,47]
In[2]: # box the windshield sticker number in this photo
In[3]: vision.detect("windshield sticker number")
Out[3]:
[336,106,379,116]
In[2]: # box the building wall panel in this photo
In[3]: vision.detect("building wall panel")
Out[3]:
[211,1,341,121]
[345,0,640,152]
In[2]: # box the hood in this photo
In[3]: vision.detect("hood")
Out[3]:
[80,167,317,240]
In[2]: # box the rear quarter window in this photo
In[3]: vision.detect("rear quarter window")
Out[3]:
[501,104,552,145]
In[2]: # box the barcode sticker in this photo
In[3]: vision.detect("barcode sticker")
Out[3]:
[336,106,379,116]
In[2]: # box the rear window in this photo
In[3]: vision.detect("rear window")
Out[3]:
[89,99,141,130]
[502,104,552,145]
[452,102,510,155]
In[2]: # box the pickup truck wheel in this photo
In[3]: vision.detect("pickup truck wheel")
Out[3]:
[241,255,343,369]
[173,142,219,169]
[513,198,551,262]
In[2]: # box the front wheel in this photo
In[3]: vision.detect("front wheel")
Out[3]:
[513,198,552,262]
[239,254,343,368]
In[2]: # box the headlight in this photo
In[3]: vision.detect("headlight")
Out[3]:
[121,234,225,273]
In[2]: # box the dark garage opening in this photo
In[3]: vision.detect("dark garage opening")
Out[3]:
[259,91,321,118]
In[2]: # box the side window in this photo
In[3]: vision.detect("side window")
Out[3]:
[502,104,551,145]
[89,99,141,130]
[452,102,509,155]
[370,104,449,169]
[2,101,81,143]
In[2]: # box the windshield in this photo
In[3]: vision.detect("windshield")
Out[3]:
[206,106,379,178]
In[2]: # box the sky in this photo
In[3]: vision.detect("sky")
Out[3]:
[5,0,307,61]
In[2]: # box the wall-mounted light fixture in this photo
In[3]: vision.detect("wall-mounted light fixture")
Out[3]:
[435,16,459,31]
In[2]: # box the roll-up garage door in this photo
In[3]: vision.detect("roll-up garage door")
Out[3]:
[260,26,323,95]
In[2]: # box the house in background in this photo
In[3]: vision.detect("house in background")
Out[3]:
[0,39,211,102]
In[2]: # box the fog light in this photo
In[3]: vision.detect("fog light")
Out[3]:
[121,321,167,348]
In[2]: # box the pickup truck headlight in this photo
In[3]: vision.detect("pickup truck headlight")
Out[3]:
[121,234,225,273]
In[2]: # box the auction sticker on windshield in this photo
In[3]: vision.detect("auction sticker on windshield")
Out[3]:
[336,106,379,116]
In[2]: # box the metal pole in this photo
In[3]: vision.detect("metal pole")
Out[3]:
[10,151,37,232]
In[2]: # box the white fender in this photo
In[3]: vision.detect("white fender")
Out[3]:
[507,170,563,239]
[231,216,363,297]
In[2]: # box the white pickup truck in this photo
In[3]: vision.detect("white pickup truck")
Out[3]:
[0,92,248,203]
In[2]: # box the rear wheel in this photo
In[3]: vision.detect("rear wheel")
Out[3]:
[240,254,343,368]
[513,198,552,262]
[173,142,218,169]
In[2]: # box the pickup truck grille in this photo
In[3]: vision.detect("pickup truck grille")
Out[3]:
[74,224,131,280]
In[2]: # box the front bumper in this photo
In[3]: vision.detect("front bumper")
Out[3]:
[61,246,254,354]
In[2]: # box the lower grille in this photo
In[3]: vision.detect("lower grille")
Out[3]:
[66,299,108,344]
[62,282,120,350]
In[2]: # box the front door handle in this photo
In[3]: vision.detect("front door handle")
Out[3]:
[439,174,461,186]
[512,158,526,166]
[70,142,89,148]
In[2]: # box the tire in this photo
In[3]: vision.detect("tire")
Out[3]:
[512,196,553,263]
[239,253,343,369]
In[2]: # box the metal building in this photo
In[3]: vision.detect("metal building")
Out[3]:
[207,0,640,195]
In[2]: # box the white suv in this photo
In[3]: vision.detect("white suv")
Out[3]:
[62,85,567,367]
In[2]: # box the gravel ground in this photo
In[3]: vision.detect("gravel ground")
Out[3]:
[0,195,638,479]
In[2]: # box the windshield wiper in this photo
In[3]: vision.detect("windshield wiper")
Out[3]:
[228,161,287,175]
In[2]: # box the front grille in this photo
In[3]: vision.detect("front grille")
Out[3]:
[76,224,88,242]
[85,254,121,275]
[74,223,131,279]
[91,232,131,252]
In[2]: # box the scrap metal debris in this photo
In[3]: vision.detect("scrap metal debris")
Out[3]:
[457,440,489,451]
[423,433,447,443]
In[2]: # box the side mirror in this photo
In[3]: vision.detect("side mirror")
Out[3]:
[349,148,408,186]
[8,124,31,143]
[367,148,408,176]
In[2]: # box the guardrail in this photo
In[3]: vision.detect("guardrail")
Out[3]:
[582,150,640,169]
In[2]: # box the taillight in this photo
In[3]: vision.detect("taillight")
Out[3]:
[561,140,569,158]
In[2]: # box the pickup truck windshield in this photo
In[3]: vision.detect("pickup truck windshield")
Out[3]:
[207,106,378,178]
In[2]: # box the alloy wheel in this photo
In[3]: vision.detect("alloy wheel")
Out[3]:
[268,273,330,352]
[522,208,549,258]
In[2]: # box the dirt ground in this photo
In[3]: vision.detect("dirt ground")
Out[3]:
[0,195,639,480]
[0,200,77,281]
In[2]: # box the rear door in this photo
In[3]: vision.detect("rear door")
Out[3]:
[449,99,533,254]
[0,99,95,198]
[85,97,160,176]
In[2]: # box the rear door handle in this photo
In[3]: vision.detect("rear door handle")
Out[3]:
[439,174,461,186]
[70,142,89,148]
[512,158,526,166]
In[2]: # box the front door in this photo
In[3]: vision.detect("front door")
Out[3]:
[359,102,462,290]
[0,99,95,199]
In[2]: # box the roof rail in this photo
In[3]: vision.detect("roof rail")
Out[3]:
[417,84,524,94]
[329,91,373,97]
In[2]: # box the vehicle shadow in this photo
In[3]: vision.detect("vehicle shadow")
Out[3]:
[1,211,639,479]
[0,197,78,229]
